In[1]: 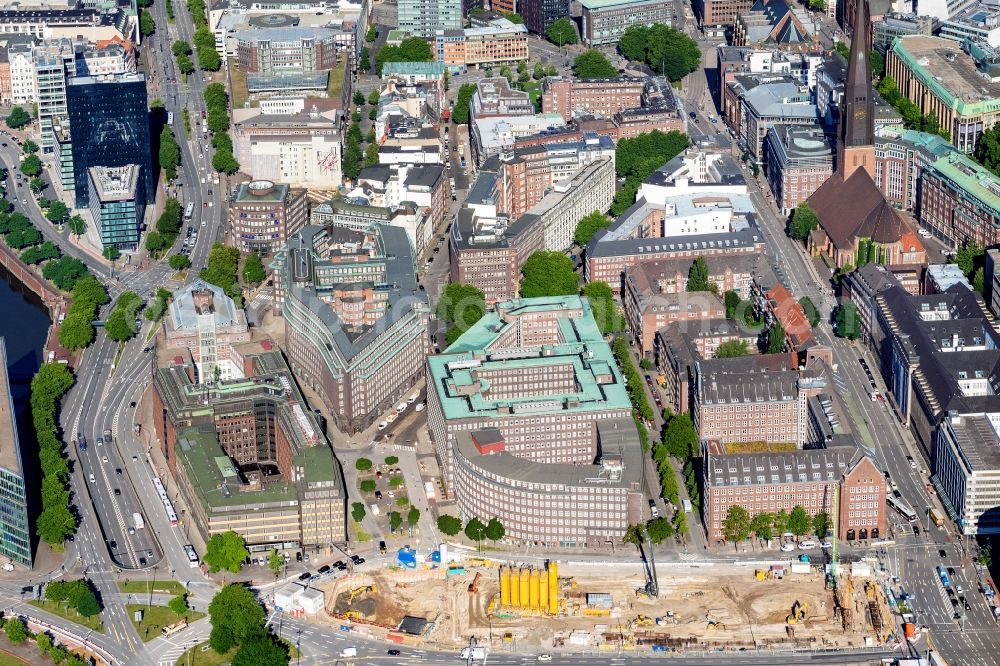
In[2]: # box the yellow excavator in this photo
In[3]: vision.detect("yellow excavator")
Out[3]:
[348,584,378,604]
[786,600,808,625]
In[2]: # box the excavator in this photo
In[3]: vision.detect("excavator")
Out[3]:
[348,584,378,604]
[786,600,808,625]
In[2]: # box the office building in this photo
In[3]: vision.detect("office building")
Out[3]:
[764,125,833,216]
[532,157,615,250]
[150,349,346,552]
[312,199,432,257]
[522,0,570,35]
[578,0,673,46]
[426,296,635,488]
[86,164,144,251]
[236,28,339,75]
[0,339,31,567]
[8,39,35,106]
[887,36,1000,153]
[919,152,1000,248]
[939,3,1000,48]
[397,0,461,38]
[232,106,341,190]
[986,248,1000,319]
[695,0,752,28]
[434,18,529,72]
[704,440,887,544]
[356,163,448,235]
[272,224,429,433]
[738,78,817,163]
[66,72,151,210]
[471,77,534,120]
[161,280,251,383]
[229,180,308,256]
[541,77,646,122]
[935,412,1000,535]
[873,127,958,213]
[872,12,933,52]
[454,421,643,547]
[470,113,565,165]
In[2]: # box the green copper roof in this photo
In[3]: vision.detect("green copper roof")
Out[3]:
[891,36,1000,117]
[927,152,1000,217]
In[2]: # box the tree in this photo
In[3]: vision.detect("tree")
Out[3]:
[956,242,985,278]
[647,517,675,544]
[870,50,885,79]
[3,617,27,644]
[723,290,741,319]
[546,17,578,46]
[835,41,850,59]
[453,83,477,125]
[22,139,38,154]
[715,339,749,358]
[686,256,711,292]
[485,517,505,542]
[789,203,819,241]
[5,106,30,129]
[573,50,617,78]
[375,37,433,75]
[464,517,486,546]
[46,200,68,223]
[812,511,830,539]
[583,281,625,335]
[834,301,861,340]
[533,61,545,81]
[367,90,381,107]
[766,321,786,354]
[169,594,189,615]
[365,24,377,42]
[232,634,288,666]
[355,457,372,472]
[437,514,462,536]
[389,511,402,533]
[168,253,191,270]
[975,125,1000,176]
[750,513,773,543]
[102,246,120,262]
[21,241,60,265]
[977,544,992,568]
[159,126,180,180]
[204,530,250,574]
[352,91,365,106]
[722,505,751,546]
[208,584,266,644]
[662,412,697,460]
[359,47,370,72]
[42,256,87,291]
[59,311,95,350]
[772,509,789,536]
[438,282,486,345]
[242,252,266,285]
[19,154,41,177]
[364,143,379,167]
[265,550,283,579]
[209,625,235,654]
[359,479,377,494]
[201,243,241,300]
[75,589,101,617]
[407,505,420,527]
[351,502,366,523]
[799,296,820,327]
[520,251,578,297]
[384,455,399,465]
[624,23,700,82]
[788,505,811,537]
[29,177,45,193]
[573,211,611,246]
[140,9,155,36]
[172,40,192,56]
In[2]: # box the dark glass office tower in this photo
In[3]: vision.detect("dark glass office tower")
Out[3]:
[66,73,153,208]
[522,0,570,35]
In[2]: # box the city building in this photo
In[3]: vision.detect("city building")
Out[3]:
[380,61,446,85]
[150,349,347,552]
[66,72,152,211]
[622,284,727,356]
[7,39,35,105]
[919,151,1000,248]
[935,411,1000,535]
[733,0,819,50]
[86,164,144,251]
[397,0,462,38]
[32,39,72,152]
[236,28,339,75]
[541,77,646,122]
[531,157,615,250]
[764,124,833,216]
[229,180,309,256]
[924,264,972,294]
[313,199,431,257]
[578,0,673,46]
[704,440,887,544]
[521,0,570,35]
[434,17,529,72]
[0,338,31,567]
[760,282,817,352]
[872,12,933,52]
[873,127,958,214]
[470,113,565,165]
[695,0,753,28]
[939,3,1000,48]
[160,280,251,383]
[738,77,817,163]
[426,295,635,488]
[0,5,136,45]
[471,77,534,121]
[453,420,643,547]
[806,11,926,270]
[986,248,1000,318]
[272,224,429,433]
[232,106,341,190]
[355,163,448,235]
[841,262,903,342]
[886,36,1000,153]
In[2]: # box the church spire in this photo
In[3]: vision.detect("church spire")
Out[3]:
[841,0,873,149]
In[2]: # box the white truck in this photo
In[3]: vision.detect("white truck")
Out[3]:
[132,512,145,530]
[339,647,357,658]
[424,480,436,501]
[460,646,487,661]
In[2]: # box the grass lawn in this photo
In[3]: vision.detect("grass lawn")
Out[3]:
[118,580,186,596]
[522,81,542,111]
[308,59,346,102]
[28,600,103,633]
[127,605,205,643]
[228,62,251,110]
[0,652,31,666]
[174,639,299,666]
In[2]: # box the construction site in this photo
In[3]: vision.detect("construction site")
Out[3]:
[314,559,897,653]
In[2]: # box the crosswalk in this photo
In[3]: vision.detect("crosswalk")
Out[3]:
[833,372,849,395]
[679,552,698,561]
[249,287,272,310]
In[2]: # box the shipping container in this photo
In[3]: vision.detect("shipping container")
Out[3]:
[586,592,613,609]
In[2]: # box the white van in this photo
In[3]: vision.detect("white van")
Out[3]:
[340,648,357,658]
[89,474,95,483]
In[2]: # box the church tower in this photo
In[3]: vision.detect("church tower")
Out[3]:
[837,0,875,181]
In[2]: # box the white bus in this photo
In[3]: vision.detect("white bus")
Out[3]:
[167,112,174,126]
[163,499,178,526]
[887,496,917,522]
[183,202,194,220]
[183,544,199,568]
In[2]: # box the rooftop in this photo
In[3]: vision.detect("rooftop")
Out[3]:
[705,442,867,487]
[88,164,141,202]
[168,280,247,332]
[944,412,1000,472]
[891,36,1000,115]
[234,26,338,43]
[925,151,1000,215]
[234,180,290,203]
[578,0,667,8]
[0,339,22,478]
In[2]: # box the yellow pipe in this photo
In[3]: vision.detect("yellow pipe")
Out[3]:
[529,569,540,611]
[539,568,548,612]
[500,567,510,608]
[519,568,530,609]
[510,568,520,608]
[547,562,558,615]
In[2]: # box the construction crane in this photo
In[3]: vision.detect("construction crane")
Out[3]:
[828,485,841,589]
[639,525,659,598]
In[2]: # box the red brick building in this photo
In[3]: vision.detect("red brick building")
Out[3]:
[542,77,646,122]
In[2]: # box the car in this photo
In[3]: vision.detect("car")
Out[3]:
[128,527,135,535]
[88,473,96,483]
[109,540,117,549]
[377,421,388,430]
[115,468,122,476]
[129,401,136,408]
[415,403,425,412]
[948,567,956,577]
[298,572,312,581]
[318,565,331,574]
[96,437,103,446]
[957,585,964,595]
[375,490,383,500]
[379,540,387,554]
[939,549,947,558]
[951,597,959,608]
[296,551,302,562]
[356,557,365,565]
[334,560,346,569]
[350,554,361,563]
[388,649,401,656]
[820,541,832,549]
[780,542,796,552]
[114,489,121,496]
[689,111,697,119]
[139,557,146,566]
[912,524,921,536]
[537,655,552,662]
[102,456,108,463]
[965,600,971,611]
[798,540,817,550]
[132,455,138,462]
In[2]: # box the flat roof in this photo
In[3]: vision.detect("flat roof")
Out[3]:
[0,339,21,477]
[892,35,1000,115]
[579,0,667,8]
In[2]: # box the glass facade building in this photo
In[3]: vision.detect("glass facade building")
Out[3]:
[0,339,31,567]
[66,73,153,209]
[87,164,146,251]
